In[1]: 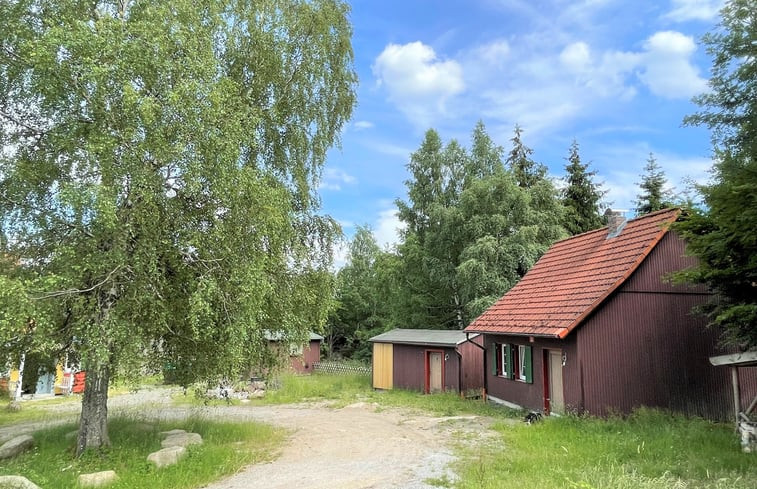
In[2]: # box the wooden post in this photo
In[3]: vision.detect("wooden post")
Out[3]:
[732,366,741,431]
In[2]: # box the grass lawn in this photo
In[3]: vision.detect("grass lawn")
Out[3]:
[0,416,284,489]
[456,408,757,489]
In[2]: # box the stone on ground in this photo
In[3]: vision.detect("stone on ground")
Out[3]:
[0,435,34,460]
[77,470,118,488]
[0,475,41,489]
[158,429,186,438]
[161,432,202,448]
[147,446,187,468]
[5,401,21,413]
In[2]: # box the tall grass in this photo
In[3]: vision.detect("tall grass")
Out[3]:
[456,408,757,489]
[0,416,285,489]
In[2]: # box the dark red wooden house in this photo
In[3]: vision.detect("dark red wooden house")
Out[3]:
[369,329,484,394]
[465,208,757,420]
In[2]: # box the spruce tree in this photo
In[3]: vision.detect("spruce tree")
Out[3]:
[634,153,672,215]
[506,125,547,188]
[675,0,757,348]
[562,140,607,235]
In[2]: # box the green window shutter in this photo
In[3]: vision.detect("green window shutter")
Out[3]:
[491,343,498,376]
[505,344,513,379]
[524,346,533,384]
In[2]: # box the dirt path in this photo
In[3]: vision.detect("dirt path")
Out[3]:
[2,389,496,489]
[197,402,490,489]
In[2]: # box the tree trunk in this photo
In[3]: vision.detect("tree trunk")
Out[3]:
[13,352,25,401]
[76,363,111,456]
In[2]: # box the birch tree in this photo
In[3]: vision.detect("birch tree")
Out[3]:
[0,0,356,455]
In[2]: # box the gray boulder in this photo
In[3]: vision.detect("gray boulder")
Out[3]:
[147,446,187,468]
[77,470,118,487]
[158,429,186,438]
[0,475,41,489]
[0,435,34,460]
[161,432,202,448]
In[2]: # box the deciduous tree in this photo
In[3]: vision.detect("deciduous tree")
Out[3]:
[0,0,356,455]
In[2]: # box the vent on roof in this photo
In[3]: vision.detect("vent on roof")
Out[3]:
[605,209,627,239]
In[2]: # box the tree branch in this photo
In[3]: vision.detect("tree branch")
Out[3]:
[32,265,124,300]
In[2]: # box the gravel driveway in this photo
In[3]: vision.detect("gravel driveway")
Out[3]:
[2,388,496,489]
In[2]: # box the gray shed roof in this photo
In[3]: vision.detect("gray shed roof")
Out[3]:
[709,351,757,367]
[264,331,324,342]
[369,329,479,347]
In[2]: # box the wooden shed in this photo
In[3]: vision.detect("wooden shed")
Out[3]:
[369,329,484,394]
[265,331,323,374]
[465,209,757,420]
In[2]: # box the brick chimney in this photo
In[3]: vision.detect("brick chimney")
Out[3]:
[605,209,626,238]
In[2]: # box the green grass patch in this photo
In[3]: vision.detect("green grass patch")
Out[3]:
[0,396,80,427]
[456,408,757,489]
[0,416,285,489]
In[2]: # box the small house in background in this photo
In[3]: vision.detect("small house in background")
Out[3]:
[265,331,323,374]
[369,329,484,394]
[465,208,757,421]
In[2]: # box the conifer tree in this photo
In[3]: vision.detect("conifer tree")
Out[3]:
[675,0,757,348]
[634,153,672,215]
[562,140,607,235]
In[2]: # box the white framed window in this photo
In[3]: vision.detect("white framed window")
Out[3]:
[518,345,527,381]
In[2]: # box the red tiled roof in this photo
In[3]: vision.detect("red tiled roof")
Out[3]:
[464,208,680,338]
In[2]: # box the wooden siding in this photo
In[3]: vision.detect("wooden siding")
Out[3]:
[290,340,321,374]
[459,337,485,392]
[372,343,393,389]
[485,334,578,412]
[576,231,749,420]
[392,344,460,392]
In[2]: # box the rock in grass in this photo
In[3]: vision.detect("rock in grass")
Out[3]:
[147,446,187,468]
[64,430,79,440]
[0,475,41,489]
[0,435,34,460]
[158,429,186,438]
[161,432,202,448]
[5,401,21,413]
[77,470,118,488]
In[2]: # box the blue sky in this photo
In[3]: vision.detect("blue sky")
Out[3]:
[319,0,723,261]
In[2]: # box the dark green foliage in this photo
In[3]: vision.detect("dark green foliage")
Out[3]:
[634,153,674,215]
[327,227,396,361]
[674,152,757,348]
[393,123,566,329]
[507,125,548,189]
[684,0,757,153]
[562,140,607,235]
[675,0,757,348]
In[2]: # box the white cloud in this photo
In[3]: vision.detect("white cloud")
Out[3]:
[664,0,724,22]
[474,39,511,66]
[560,42,591,72]
[372,42,465,126]
[361,140,414,159]
[353,120,374,130]
[373,208,405,249]
[638,31,708,98]
[319,168,357,191]
[331,239,350,270]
